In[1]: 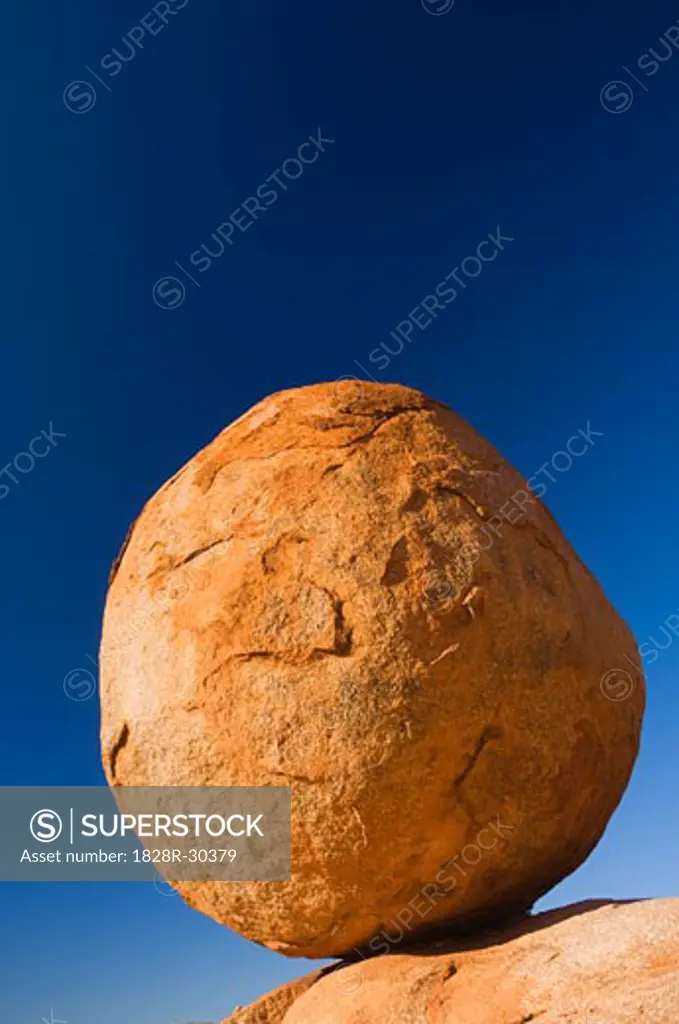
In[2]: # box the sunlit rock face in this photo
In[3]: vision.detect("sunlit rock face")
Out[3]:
[100,381,644,959]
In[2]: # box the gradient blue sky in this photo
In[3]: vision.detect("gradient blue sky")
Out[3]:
[2,0,679,1020]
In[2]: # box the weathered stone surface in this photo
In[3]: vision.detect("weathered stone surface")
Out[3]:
[225,968,327,1023]
[273,899,679,1023]
[100,381,644,958]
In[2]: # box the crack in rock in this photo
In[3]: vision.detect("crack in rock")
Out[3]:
[206,405,429,480]
[452,725,501,793]
[196,585,353,678]
[334,405,425,449]
[109,722,130,781]
[269,770,327,785]
[171,537,232,571]
[434,484,488,522]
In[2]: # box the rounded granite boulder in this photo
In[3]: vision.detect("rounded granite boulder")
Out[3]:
[100,381,644,958]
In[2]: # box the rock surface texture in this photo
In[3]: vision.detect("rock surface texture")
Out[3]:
[100,382,644,958]
[223,899,679,1023]
[226,969,326,1024]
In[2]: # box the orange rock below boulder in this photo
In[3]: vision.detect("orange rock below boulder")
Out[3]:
[225,968,326,1023]
[224,899,679,1023]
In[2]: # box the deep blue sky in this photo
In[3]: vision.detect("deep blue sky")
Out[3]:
[1,0,678,1020]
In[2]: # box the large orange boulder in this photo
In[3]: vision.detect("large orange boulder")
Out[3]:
[228,899,679,1023]
[100,382,644,958]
